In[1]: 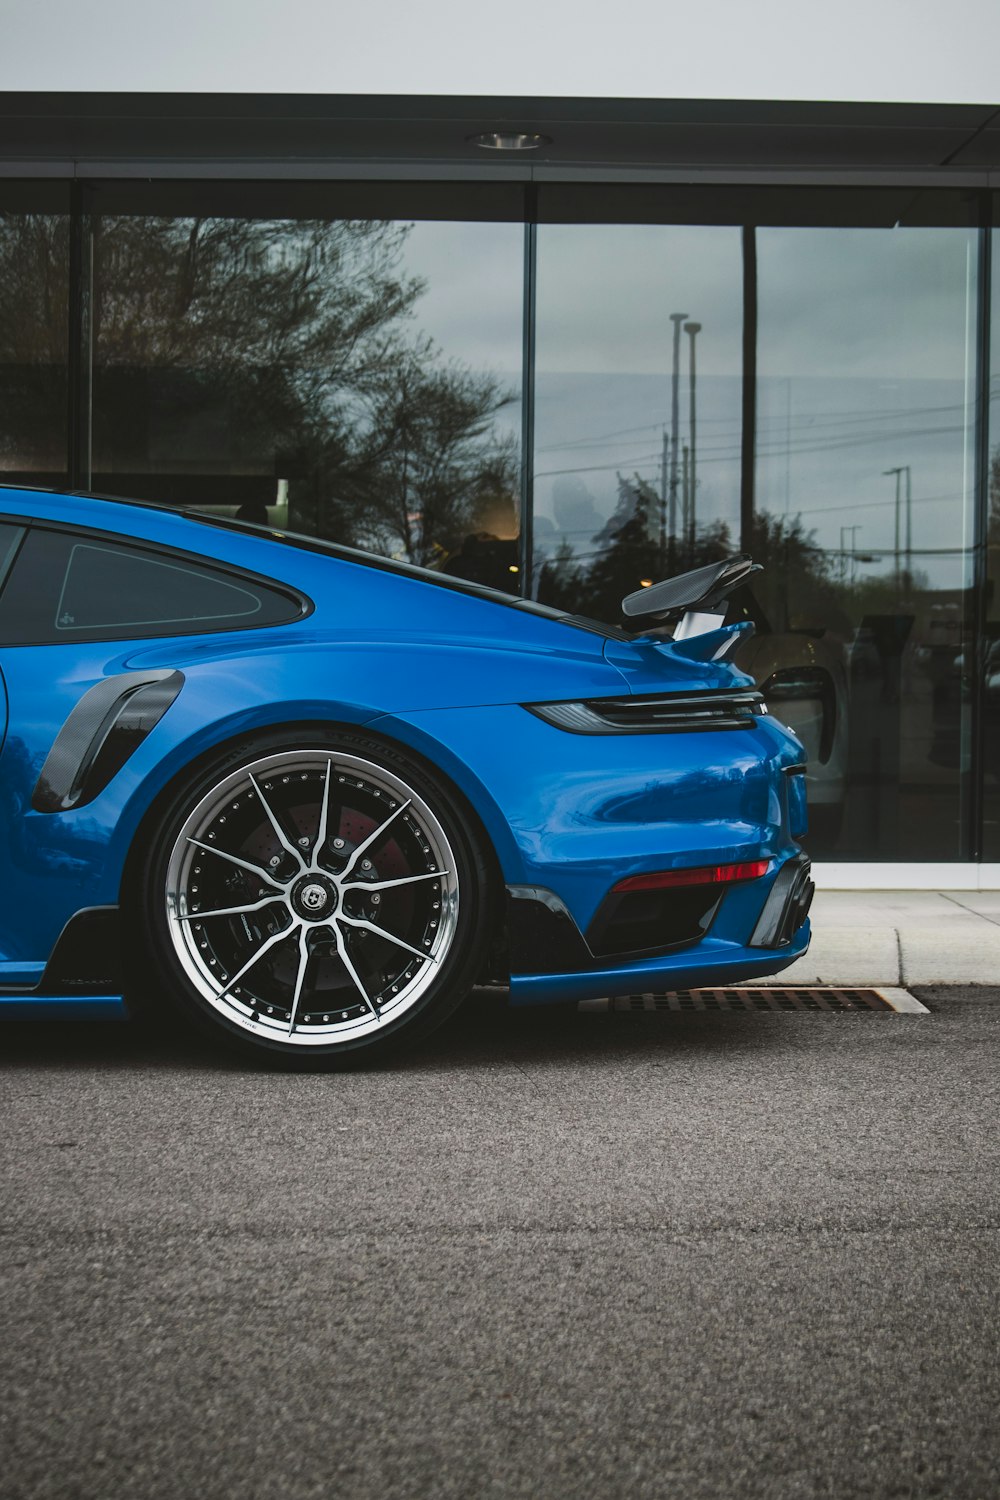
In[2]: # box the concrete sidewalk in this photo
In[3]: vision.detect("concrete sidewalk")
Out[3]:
[765,889,1000,987]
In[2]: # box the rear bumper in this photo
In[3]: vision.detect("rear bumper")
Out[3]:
[507,924,811,1005]
[392,701,809,937]
[749,852,814,948]
[506,850,813,1005]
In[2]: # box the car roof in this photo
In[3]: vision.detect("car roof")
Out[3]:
[0,483,620,639]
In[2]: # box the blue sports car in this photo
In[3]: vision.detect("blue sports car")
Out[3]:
[0,488,812,1064]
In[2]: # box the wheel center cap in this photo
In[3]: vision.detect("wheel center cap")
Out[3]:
[292,875,338,920]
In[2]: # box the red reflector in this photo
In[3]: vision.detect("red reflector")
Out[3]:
[613,860,769,894]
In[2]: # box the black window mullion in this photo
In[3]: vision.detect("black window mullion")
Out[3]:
[969,208,993,862]
[740,225,757,556]
[519,185,538,599]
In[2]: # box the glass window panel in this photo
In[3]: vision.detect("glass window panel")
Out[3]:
[0,528,300,644]
[91,213,523,594]
[755,226,979,860]
[533,224,744,620]
[0,191,69,488]
[56,543,266,631]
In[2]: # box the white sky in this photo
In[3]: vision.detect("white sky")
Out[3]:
[1,0,998,102]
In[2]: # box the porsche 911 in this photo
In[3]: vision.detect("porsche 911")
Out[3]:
[0,488,813,1064]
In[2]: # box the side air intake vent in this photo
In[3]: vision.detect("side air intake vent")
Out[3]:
[526,689,765,735]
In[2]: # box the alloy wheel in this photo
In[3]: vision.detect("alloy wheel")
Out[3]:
[162,749,461,1047]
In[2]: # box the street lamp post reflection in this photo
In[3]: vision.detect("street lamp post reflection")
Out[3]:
[883,465,912,592]
[668,312,688,570]
[840,524,863,588]
[684,321,701,558]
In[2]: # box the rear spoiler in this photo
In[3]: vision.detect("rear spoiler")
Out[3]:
[622,555,761,639]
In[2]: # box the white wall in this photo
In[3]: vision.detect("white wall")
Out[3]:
[2,0,998,105]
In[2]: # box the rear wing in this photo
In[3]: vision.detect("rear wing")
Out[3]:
[622,555,761,638]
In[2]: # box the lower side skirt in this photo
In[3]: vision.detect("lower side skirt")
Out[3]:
[0,995,127,1018]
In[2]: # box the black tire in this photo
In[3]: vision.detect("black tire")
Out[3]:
[137,727,495,1067]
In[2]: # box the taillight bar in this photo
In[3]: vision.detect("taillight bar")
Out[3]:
[612,859,770,894]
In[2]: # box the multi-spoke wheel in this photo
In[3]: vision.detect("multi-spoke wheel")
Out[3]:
[140,731,493,1063]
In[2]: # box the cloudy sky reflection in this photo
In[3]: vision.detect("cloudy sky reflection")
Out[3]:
[531,222,978,589]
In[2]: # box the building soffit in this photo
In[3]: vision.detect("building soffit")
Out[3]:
[0,94,1000,185]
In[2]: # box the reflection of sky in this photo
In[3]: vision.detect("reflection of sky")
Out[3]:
[528,222,979,588]
[758,228,977,382]
[401,220,523,443]
[534,224,743,555]
[538,224,744,376]
[756,374,973,588]
[373,220,985,588]
[758,228,978,590]
[534,372,742,554]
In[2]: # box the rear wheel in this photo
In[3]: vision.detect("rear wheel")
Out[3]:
[140,730,493,1064]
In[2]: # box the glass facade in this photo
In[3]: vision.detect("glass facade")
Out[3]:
[0,178,995,863]
[755,226,979,859]
[533,225,743,615]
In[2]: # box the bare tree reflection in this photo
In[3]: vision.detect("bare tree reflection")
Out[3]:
[0,214,69,476]
[0,213,519,572]
[93,216,519,565]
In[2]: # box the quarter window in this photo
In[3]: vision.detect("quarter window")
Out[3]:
[0,527,303,644]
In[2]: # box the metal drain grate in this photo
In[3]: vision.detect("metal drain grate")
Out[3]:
[579,987,927,1014]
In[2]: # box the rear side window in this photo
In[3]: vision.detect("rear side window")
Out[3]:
[0,527,305,645]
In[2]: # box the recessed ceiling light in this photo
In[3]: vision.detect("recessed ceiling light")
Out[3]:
[468,132,551,152]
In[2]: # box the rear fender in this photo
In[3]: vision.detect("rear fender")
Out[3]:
[113,700,527,907]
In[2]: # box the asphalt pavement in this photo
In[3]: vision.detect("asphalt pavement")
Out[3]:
[2,986,1000,1500]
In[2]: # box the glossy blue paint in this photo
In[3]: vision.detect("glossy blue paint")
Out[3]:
[0,995,127,1019]
[509,920,812,1005]
[0,486,811,1014]
[386,703,803,932]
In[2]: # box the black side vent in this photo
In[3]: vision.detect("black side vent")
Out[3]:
[33,669,184,812]
[749,853,814,949]
[527,690,765,735]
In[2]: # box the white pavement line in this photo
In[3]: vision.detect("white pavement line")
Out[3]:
[874,987,930,1014]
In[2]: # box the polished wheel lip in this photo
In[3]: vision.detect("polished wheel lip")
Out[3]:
[164,749,460,1047]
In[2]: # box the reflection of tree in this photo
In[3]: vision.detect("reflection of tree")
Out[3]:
[95,215,517,562]
[752,508,931,638]
[539,471,733,622]
[0,214,69,471]
[348,347,517,568]
[0,213,517,563]
[750,511,841,633]
[579,474,661,620]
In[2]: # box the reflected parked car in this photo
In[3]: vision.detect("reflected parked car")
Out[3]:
[987,640,1000,695]
[736,634,849,843]
[727,591,849,844]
